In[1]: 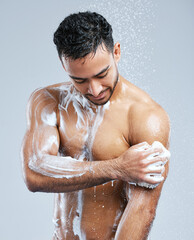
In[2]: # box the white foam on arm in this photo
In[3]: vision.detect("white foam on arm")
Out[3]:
[27,84,110,181]
[28,124,89,179]
[28,122,88,179]
[29,154,88,179]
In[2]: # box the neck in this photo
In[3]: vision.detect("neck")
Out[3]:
[109,74,123,103]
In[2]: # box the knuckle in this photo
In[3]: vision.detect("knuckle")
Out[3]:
[140,160,147,168]
[140,174,148,182]
[138,172,146,181]
[137,175,142,182]
[142,141,148,146]
[153,147,161,153]
[156,156,165,163]
[138,152,144,159]
[139,168,145,174]
[154,157,162,163]
[160,156,167,163]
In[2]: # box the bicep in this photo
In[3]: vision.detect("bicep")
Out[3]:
[128,105,171,186]
[130,105,170,148]
[21,89,60,184]
[32,125,60,156]
[132,106,170,182]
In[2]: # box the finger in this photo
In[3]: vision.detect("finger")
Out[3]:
[146,165,165,174]
[144,174,164,184]
[143,156,168,166]
[143,146,164,158]
[160,149,171,159]
[150,141,171,159]
[134,142,151,151]
[137,174,164,188]
[152,141,165,150]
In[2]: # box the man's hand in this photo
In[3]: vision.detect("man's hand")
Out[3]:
[112,141,170,186]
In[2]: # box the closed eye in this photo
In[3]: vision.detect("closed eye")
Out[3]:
[73,79,87,84]
[97,71,108,79]
[70,67,110,84]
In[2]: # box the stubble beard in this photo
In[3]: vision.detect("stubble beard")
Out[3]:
[85,71,119,106]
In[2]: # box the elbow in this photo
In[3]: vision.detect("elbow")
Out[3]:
[23,162,44,193]
[24,174,40,193]
[21,148,40,192]
[23,167,43,193]
[26,182,38,193]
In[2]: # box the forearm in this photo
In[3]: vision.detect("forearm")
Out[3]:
[115,184,163,240]
[115,199,154,240]
[115,153,169,240]
[25,140,169,193]
[26,154,115,193]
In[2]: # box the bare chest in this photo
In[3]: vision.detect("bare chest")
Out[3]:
[57,101,130,161]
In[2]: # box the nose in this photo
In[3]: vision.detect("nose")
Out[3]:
[87,79,103,97]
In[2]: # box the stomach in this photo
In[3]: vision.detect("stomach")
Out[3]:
[52,181,127,240]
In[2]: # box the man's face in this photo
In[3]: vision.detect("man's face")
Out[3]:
[61,43,121,105]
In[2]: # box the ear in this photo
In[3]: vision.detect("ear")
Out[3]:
[113,42,121,63]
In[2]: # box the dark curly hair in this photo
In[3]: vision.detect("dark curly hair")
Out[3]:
[53,11,114,60]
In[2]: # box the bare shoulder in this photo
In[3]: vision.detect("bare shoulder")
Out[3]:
[26,82,71,128]
[28,82,71,105]
[123,78,170,147]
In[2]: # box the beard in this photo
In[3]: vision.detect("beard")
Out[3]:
[84,70,119,106]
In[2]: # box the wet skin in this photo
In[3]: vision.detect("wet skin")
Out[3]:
[22,44,170,240]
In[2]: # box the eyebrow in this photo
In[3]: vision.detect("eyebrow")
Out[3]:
[69,65,110,81]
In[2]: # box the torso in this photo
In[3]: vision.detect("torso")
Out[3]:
[45,76,155,240]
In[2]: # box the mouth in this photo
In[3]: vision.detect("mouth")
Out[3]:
[87,88,109,101]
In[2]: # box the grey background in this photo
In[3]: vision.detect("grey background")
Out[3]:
[0,0,193,239]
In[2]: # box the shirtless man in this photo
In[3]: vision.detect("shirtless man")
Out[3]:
[21,11,170,240]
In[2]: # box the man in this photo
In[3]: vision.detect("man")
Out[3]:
[21,11,170,240]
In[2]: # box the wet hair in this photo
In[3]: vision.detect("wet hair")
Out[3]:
[53,11,114,60]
